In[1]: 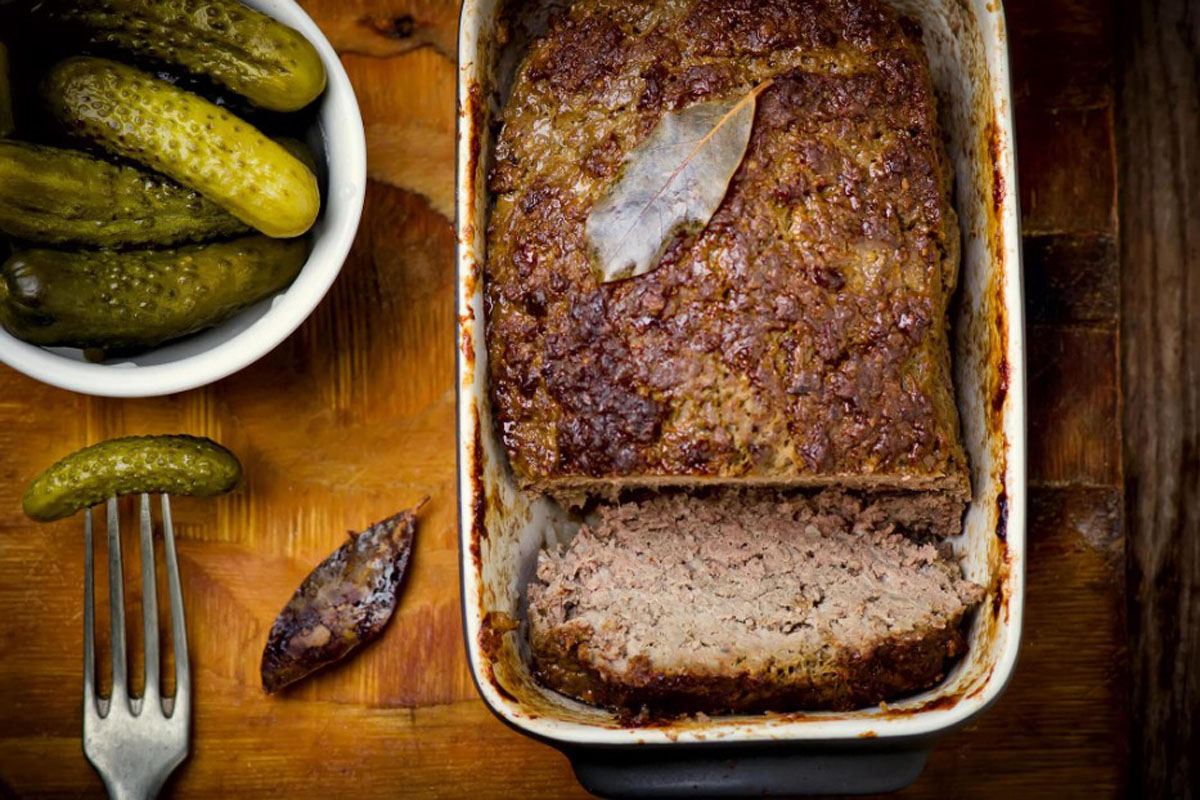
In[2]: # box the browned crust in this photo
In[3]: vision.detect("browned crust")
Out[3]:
[531,616,971,716]
[485,0,968,497]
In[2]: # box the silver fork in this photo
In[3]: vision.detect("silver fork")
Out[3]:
[83,495,190,800]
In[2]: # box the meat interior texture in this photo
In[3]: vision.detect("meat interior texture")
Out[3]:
[529,491,983,715]
[486,0,967,498]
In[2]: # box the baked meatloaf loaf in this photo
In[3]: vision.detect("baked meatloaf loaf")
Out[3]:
[529,490,983,714]
[486,0,967,499]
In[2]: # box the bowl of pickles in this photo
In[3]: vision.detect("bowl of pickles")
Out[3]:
[0,0,366,397]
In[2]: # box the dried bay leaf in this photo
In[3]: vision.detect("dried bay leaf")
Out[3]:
[585,79,772,283]
[260,499,427,693]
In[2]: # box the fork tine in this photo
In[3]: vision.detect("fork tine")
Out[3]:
[161,495,189,719]
[106,497,127,711]
[139,494,160,708]
[83,507,95,713]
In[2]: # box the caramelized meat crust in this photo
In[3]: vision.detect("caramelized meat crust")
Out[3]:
[486,0,967,496]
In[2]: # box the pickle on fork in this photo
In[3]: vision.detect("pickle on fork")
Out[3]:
[23,435,242,522]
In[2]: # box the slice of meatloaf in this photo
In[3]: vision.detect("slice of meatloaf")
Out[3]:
[528,490,983,714]
[486,0,968,499]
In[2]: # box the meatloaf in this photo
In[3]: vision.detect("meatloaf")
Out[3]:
[486,0,968,499]
[529,490,983,714]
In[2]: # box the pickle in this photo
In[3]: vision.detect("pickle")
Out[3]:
[23,435,241,522]
[0,43,12,136]
[275,136,318,176]
[0,141,250,247]
[45,57,319,238]
[40,0,325,112]
[0,235,308,350]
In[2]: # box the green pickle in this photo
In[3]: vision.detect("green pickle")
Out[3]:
[0,42,13,136]
[0,235,308,350]
[275,136,319,176]
[42,0,325,111]
[45,57,319,238]
[23,435,242,522]
[0,141,249,247]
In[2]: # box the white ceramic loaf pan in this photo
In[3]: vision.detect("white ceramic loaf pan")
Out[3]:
[456,0,1025,794]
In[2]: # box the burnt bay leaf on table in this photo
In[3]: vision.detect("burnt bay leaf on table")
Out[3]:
[585,79,772,284]
[261,499,427,693]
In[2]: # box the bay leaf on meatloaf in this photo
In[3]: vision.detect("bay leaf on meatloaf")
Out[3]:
[585,80,771,283]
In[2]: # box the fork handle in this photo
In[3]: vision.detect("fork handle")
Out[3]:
[100,774,163,800]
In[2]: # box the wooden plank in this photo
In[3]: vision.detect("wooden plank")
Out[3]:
[1024,234,1118,325]
[1,700,590,799]
[1027,325,1120,486]
[0,0,1133,796]
[1005,0,1114,36]
[304,0,459,60]
[344,50,456,219]
[1010,31,1113,110]
[1017,107,1116,235]
[1117,0,1200,795]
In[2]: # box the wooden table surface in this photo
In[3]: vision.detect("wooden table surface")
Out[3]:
[0,0,1177,797]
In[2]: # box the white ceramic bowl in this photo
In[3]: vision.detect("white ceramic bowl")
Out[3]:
[0,0,366,397]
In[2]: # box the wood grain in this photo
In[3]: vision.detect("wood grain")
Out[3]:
[1023,234,1118,325]
[1027,325,1120,485]
[345,51,456,219]
[1009,12,1112,110]
[1016,107,1116,235]
[0,0,1137,796]
[305,0,459,60]
[1118,0,1200,795]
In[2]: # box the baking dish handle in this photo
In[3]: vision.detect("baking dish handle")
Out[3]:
[565,744,930,797]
